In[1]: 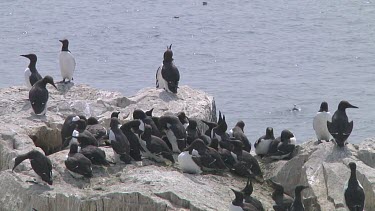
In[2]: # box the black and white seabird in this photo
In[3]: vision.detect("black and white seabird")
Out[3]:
[120,120,143,161]
[269,180,294,211]
[158,114,187,153]
[73,119,99,148]
[230,121,251,152]
[109,117,132,164]
[111,111,120,118]
[290,185,309,211]
[61,115,86,148]
[327,100,358,147]
[229,188,258,211]
[65,143,93,178]
[201,111,223,137]
[12,150,53,185]
[86,117,108,145]
[139,124,174,164]
[210,113,232,150]
[178,139,204,174]
[156,44,180,94]
[267,129,296,160]
[177,111,189,129]
[186,119,201,145]
[29,75,57,115]
[201,119,218,137]
[344,162,365,211]
[254,127,275,158]
[80,145,110,166]
[313,101,332,143]
[133,109,162,137]
[178,139,227,174]
[59,39,76,83]
[21,54,42,89]
[230,140,263,180]
[209,137,236,169]
[241,177,264,211]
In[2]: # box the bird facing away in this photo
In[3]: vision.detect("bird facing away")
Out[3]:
[12,150,53,185]
[21,54,42,89]
[327,100,358,147]
[59,39,76,83]
[156,44,180,94]
[29,75,57,115]
[344,162,365,211]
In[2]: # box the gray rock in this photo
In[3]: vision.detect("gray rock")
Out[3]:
[3,83,375,211]
[259,139,375,211]
[0,84,276,211]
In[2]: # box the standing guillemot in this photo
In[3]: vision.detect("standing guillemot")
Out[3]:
[327,100,358,147]
[21,54,42,89]
[156,44,180,94]
[133,109,161,137]
[29,75,57,115]
[120,120,143,161]
[59,39,76,83]
[109,117,132,164]
[344,162,365,211]
[12,150,53,185]
[186,119,201,145]
[158,114,187,153]
[313,101,332,143]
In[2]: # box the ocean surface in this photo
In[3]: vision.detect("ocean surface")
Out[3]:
[1,0,375,144]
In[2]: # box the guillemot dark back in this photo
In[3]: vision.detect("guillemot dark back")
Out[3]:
[65,143,93,178]
[155,44,180,94]
[327,100,358,147]
[12,150,53,185]
[21,54,42,89]
[109,117,132,164]
[29,75,57,115]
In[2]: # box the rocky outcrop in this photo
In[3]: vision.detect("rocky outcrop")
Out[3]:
[0,84,272,211]
[262,139,375,211]
[2,83,375,211]
[0,84,216,158]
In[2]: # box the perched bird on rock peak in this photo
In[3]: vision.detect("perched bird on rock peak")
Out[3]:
[327,100,358,147]
[156,44,180,94]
